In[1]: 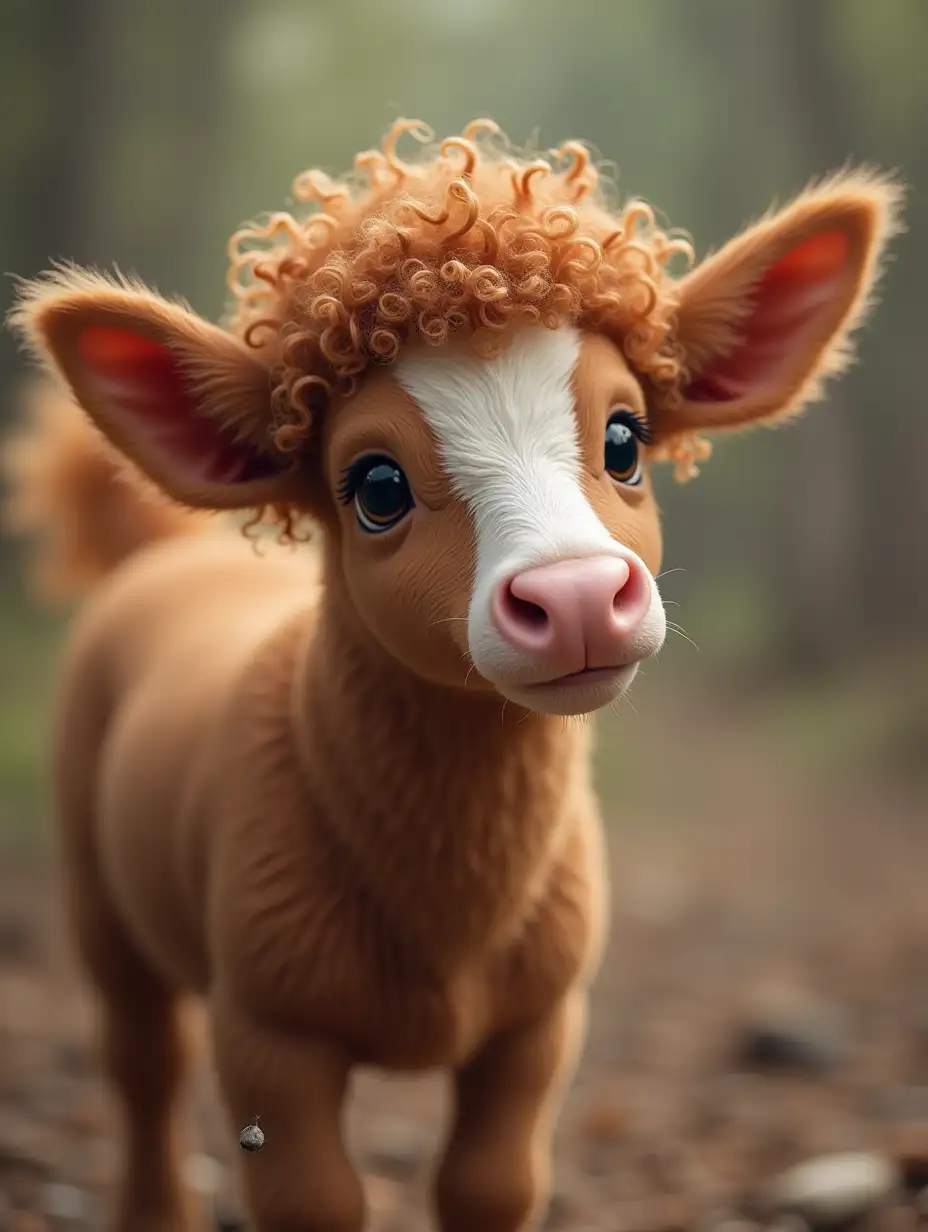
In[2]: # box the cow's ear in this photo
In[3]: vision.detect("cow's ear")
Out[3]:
[656,170,903,440]
[10,268,303,510]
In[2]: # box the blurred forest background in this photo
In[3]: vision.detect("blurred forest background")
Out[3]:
[0,0,926,846]
[0,5,927,1228]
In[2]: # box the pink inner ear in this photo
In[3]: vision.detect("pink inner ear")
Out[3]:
[684,229,851,404]
[77,325,273,486]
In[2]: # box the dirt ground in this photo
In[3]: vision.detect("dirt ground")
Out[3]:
[2,690,928,1232]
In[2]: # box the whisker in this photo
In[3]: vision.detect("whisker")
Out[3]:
[429,615,469,628]
[656,567,687,582]
[665,622,700,652]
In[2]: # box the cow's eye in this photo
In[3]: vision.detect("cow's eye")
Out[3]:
[605,409,651,487]
[338,455,414,533]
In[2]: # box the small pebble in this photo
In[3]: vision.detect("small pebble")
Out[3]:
[735,1007,850,1076]
[763,1151,900,1226]
[239,1122,265,1152]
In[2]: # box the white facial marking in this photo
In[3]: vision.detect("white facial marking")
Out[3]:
[395,325,666,705]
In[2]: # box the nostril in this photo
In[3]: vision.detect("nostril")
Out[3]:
[611,557,650,624]
[507,588,549,629]
[491,576,555,651]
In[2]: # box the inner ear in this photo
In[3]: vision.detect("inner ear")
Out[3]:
[682,229,854,405]
[76,324,280,487]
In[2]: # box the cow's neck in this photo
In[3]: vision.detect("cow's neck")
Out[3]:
[290,573,591,967]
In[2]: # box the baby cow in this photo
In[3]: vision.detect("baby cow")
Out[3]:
[2,120,900,1232]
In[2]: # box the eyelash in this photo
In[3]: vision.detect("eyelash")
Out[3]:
[336,455,379,506]
[614,408,654,445]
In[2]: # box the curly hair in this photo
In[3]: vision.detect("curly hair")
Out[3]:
[226,118,712,513]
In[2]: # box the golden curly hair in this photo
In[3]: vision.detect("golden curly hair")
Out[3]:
[226,118,712,491]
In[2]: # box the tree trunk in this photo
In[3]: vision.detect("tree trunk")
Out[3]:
[0,0,124,397]
[17,0,123,264]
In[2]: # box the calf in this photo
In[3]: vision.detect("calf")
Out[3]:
[2,119,900,1232]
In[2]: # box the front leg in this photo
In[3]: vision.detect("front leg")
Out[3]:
[435,991,587,1232]
[211,997,365,1232]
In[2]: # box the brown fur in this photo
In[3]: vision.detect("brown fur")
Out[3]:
[1,120,900,1232]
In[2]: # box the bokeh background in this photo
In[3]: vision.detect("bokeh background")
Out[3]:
[0,2,926,1230]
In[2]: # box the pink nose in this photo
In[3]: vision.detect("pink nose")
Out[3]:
[491,555,651,675]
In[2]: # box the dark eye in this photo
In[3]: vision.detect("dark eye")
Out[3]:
[605,409,650,487]
[339,455,414,533]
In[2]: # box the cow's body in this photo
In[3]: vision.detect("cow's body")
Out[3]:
[2,118,899,1232]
